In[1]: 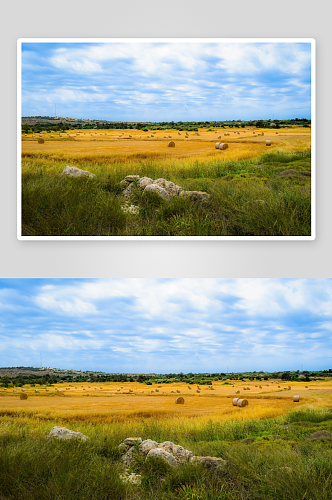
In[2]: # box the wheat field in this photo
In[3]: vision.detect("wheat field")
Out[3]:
[21,126,311,173]
[1,378,329,426]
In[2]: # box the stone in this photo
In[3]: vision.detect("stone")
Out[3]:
[157,442,193,464]
[309,430,332,440]
[138,177,154,189]
[171,444,193,464]
[61,166,95,178]
[47,426,88,441]
[139,439,159,455]
[124,175,140,183]
[143,183,171,200]
[118,443,130,454]
[121,203,139,215]
[124,437,142,446]
[146,448,178,467]
[153,178,182,196]
[121,447,135,466]
[123,184,136,199]
[190,456,226,470]
[180,190,210,202]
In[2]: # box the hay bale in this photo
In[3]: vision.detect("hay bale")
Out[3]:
[188,386,192,390]
[196,390,200,393]
[176,396,184,404]
[243,387,247,390]
[293,395,300,402]
[218,143,228,150]
[288,386,291,390]
[38,138,45,144]
[215,142,221,149]
[237,399,248,407]
[129,389,133,393]
[117,388,120,391]
[235,390,240,394]
[178,132,181,135]
[305,386,308,388]
[232,398,239,406]
[168,141,175,147]
[176,390,181,393]
[266,140,271,146]
[259,385,262,388]
[20,393,28,400]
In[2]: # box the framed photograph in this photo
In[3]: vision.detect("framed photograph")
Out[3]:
[18,38,315,240]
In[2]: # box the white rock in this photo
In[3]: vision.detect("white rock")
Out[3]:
[139,439,158,455]
[124,437,142,446]
[61,166,95,178]
[47,426,88,441]
[146,448,178,467]
[144,184,171,200]
[138,177,154,189]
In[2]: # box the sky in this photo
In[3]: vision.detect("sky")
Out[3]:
[0,279,330,374]
[20,41,312,122]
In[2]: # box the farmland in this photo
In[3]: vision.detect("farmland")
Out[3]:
[21,125,312,237]
[1,377,331,499]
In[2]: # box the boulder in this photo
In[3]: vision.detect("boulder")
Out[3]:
[146,448,178,467]
[47,426,88,441]
[309,430,332,440]
[157,441,193,464]
[190,456,226,471]
[121,447,135,466]
[124,437,142,446]
[118,443,130,454]
[180,191,210,202]
[144,184,171,200]
[138,177,154,189]
[139,439,159,455]
[61,166,95,178]
[153,178,182,196]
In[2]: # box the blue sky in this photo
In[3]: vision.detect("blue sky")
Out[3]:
[21,41,312,121]
[0,279,330,373]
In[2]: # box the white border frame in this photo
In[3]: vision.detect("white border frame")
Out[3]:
[17,38,316,241]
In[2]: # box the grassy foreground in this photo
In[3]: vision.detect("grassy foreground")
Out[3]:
[21,150,311,237]
[1,408,331,500]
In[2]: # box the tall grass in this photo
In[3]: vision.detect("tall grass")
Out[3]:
[21,150,311,236]
[1,408,331,500]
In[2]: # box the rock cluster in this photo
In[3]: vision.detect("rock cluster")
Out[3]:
[118,437,226,471]
[120,175,210,203]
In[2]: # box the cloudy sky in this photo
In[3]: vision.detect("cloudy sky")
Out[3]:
[0,279,330,373]
[20,40,312,121]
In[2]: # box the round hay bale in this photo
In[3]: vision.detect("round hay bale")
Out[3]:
[176,389,181,393]
[293,395,300,402]
[259,385,262,388]
[168,141,175,147]
[35,389,39,393]
[196,390,201,393]
[235,390,240,394]
[266,140,271,146]
[305,386,308,388]
[188,386,192,390]
[117,388,120,391]
[288,386,291,390]
[232,398,239,406]
[247,387,250,390]
[176,396,184,404]
[278,385,281,388]
[129,389,133,393]
[215,142,221,149]
[243,387,247,390]
[218,136,221,139]
[178,132,181,135]
[38,138,45,144]
[20,393,28,400]
[237,399,248,407]
[218,143,228,150]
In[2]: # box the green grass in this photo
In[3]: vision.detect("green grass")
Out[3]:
[21,150,312,236]
[1,408,331,500]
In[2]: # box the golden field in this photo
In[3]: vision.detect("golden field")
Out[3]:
[1,378,330,426]
[21,126,311,173]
